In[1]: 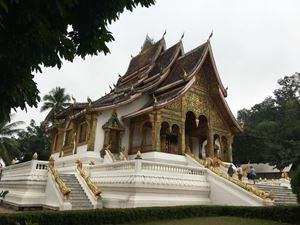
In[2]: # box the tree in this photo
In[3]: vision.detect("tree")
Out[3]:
[0,119,24,164]
[41,87,71,123]
[0,0,156,122]
[17,120,51,162]
[233,73,300,170]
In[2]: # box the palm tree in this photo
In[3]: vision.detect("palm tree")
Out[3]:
[41,87,71,124]
[0,119,24,165]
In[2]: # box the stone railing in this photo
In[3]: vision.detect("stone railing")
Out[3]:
[76,162,101,197]
[92,160,136,171]
[92,159,206,177]
[140,160,206,176]
[49,163,71,198]
[186,153,272,200]
[1,160,49,181]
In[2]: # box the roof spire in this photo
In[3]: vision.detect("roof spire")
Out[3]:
[162,29,167,38]
[208,30,213,42]
[180,32,185,41]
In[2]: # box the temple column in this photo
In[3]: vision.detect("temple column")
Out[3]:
[86,113,98,151]
[56,128,65,157]
[181,118,186,154]
[207,127,214,158]
[150,112,161,152]
[227,135,233,162]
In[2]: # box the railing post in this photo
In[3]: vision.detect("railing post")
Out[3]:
[135,160,142,173]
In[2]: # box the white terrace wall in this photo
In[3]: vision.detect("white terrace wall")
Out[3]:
[0,160,48,208]
[94,95,150,155]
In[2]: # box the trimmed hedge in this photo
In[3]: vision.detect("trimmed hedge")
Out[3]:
[0,205,299,225]
[291,165,300,204]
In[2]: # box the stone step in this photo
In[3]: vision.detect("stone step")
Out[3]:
[59,173,93,210]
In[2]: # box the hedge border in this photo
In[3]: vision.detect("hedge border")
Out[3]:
[0,205,299,225]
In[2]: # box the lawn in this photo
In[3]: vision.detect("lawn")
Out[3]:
[126,216,293,225]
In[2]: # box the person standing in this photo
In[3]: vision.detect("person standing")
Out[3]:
[249,166,257,184]
[227,164,234,177]
[237,164,243,181]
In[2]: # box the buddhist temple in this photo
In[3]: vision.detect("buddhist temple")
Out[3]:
[2,34,289,211]
[48,34,242,163]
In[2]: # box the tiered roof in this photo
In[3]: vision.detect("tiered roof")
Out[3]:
[55,35,242,133]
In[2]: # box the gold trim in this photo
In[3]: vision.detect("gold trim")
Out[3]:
[76,159,101,197]
[187,153,272,200]
[49,158,71,197]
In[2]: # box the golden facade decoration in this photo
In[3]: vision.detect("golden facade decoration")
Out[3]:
[102,111,124,154]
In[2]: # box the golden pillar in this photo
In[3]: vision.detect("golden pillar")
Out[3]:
[86,113,98,151]
[181,118,186,154]
[227,135,233,162]
[56,128,65,157]
[207,127,214,158]
[150,112,161,152]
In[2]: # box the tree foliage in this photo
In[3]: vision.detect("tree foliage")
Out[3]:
[17,120,51,162]
[233,73,300,170]
[0,118,24,164]
[0,0,155,122]
[41,87,71,124]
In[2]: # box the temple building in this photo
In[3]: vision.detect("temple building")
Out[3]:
[48,34,242,163]
[3,34,292,211]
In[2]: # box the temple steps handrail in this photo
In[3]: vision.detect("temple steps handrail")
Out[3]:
[76,162,101,197]
[49,164,71,198]
[186,153,272,200]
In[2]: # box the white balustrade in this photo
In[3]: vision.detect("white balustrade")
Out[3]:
[1,160,49,181]
[91,159,206,178]
[140,160,206,176]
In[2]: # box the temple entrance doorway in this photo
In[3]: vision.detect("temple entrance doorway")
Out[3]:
[160,122,180,154]
[185,112,208,158]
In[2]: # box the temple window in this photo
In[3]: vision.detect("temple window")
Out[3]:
[64,129,73,147]
[78,122,88,143]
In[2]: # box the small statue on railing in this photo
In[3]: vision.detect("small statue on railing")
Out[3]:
[135,150,142,159]
[281,172,290,181]
[32,152,38,160]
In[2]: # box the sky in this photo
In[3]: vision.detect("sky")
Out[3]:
[14,0,300,126]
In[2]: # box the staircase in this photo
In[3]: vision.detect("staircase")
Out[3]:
[60,174,93,210]
[254,184,298,206]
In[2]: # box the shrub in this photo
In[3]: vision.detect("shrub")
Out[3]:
[0,205,299,225]
[291,164,300,203]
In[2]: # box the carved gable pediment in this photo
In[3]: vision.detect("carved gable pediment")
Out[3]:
[102,110,125,131]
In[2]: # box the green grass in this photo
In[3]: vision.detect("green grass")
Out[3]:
[126,216,293,225]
